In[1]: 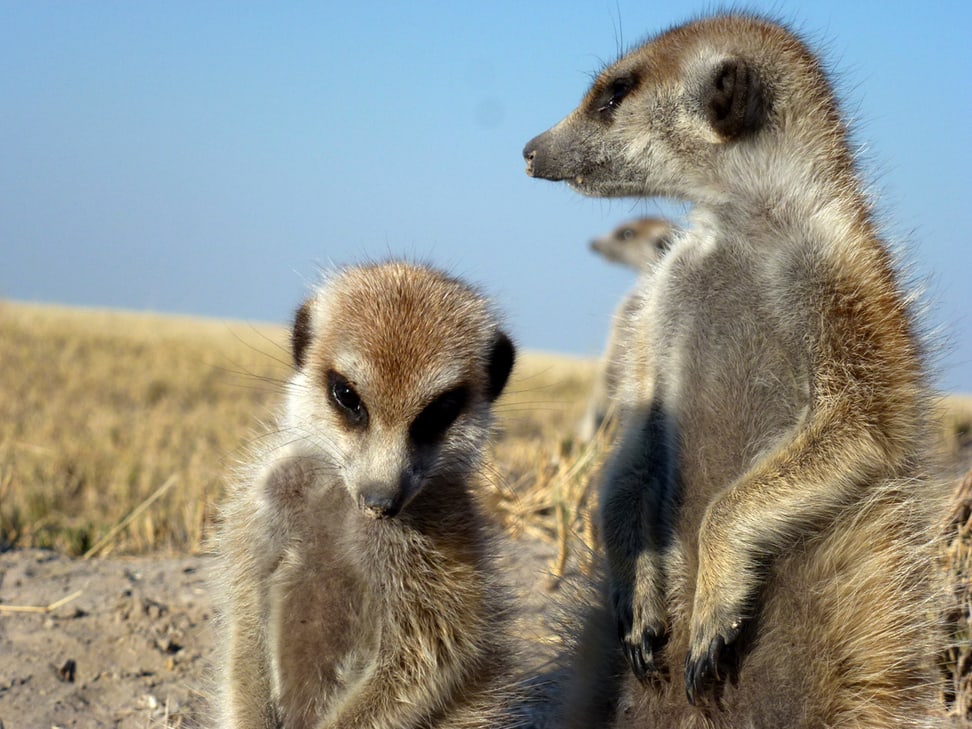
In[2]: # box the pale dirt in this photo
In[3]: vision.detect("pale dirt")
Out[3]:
[0,539,560,729]
[0,550,214,728]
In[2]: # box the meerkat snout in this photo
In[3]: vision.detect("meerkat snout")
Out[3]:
[521,136,550,179]
[358,480,408,519]
[522,154,535,177]
[522,135,562,179]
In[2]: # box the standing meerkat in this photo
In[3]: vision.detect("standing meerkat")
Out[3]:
[577,217,676,442]
[524,14,946,728]
[212,261,532,729]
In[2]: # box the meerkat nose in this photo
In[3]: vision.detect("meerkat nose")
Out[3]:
[522,140,539,176]
[359,490,402,519]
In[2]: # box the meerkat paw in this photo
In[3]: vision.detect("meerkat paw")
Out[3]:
[610,579,668,682]
[684,610,744,706]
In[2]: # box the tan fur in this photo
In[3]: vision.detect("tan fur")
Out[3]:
[524,14,947,728]
[212,261,537,729]
[577,218,676,442]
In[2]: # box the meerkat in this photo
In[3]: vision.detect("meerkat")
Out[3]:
[524,14,946,728]
[589,217,675,270]
[576,218,676,442]
[212,261,538,729]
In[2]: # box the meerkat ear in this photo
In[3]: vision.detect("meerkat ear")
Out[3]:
[705,58,768,140]
[291,301,313,370]
[486,332,516,401]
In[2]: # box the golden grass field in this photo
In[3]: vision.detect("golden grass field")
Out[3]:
[1,299,971,717]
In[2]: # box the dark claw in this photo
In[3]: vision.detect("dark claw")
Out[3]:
[685,634,722,706]
[611,586,667,682]
[685,623,742,706]
[624,641,642,679]
[622,624,665,683]
[685,661,697,707]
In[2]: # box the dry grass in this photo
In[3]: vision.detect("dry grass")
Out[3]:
[2,300,971,718]
[0,301,613,560]
[0,301,292,555]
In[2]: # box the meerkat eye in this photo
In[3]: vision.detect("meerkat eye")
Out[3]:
[619,228,636,240]
[331,378,360,410]
[596,75,638,115]
[410,386,469,445]
[327,371,368,427]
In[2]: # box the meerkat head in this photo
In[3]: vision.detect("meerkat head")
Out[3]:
[590,217,676,271]
[523,15,842,204]
[285,261,514,520]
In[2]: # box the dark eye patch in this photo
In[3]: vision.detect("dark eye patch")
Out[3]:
[327,370,368,429]
[594,75,639,116]
[410,386,469,445]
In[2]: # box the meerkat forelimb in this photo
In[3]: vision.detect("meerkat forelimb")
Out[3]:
[524,13,945,727]
[213,261,538,729]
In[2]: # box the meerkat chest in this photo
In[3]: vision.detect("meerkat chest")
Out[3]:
[266,494,376,726]
[652,235,810,481]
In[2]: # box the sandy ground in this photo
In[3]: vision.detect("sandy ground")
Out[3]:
[0,538,560,729]
[0,550,215,728]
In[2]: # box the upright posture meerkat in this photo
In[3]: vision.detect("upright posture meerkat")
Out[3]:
[524,14,945,728]
[577,217,676,442]
[212,261,530,729]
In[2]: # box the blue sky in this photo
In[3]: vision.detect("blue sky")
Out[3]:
[2,2,970,392]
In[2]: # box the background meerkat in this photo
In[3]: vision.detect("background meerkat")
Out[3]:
[524,14,946,728]
[212,261,535,729]
[576,217,676,443]
[589,217,675,271]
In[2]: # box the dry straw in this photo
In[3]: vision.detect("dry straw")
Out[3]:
[0,589,83,615]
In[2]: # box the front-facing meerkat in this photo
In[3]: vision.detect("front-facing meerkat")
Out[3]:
[524,14,945,728]
[213,261,525,729]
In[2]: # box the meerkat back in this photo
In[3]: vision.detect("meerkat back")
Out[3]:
[212,261,529,729]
